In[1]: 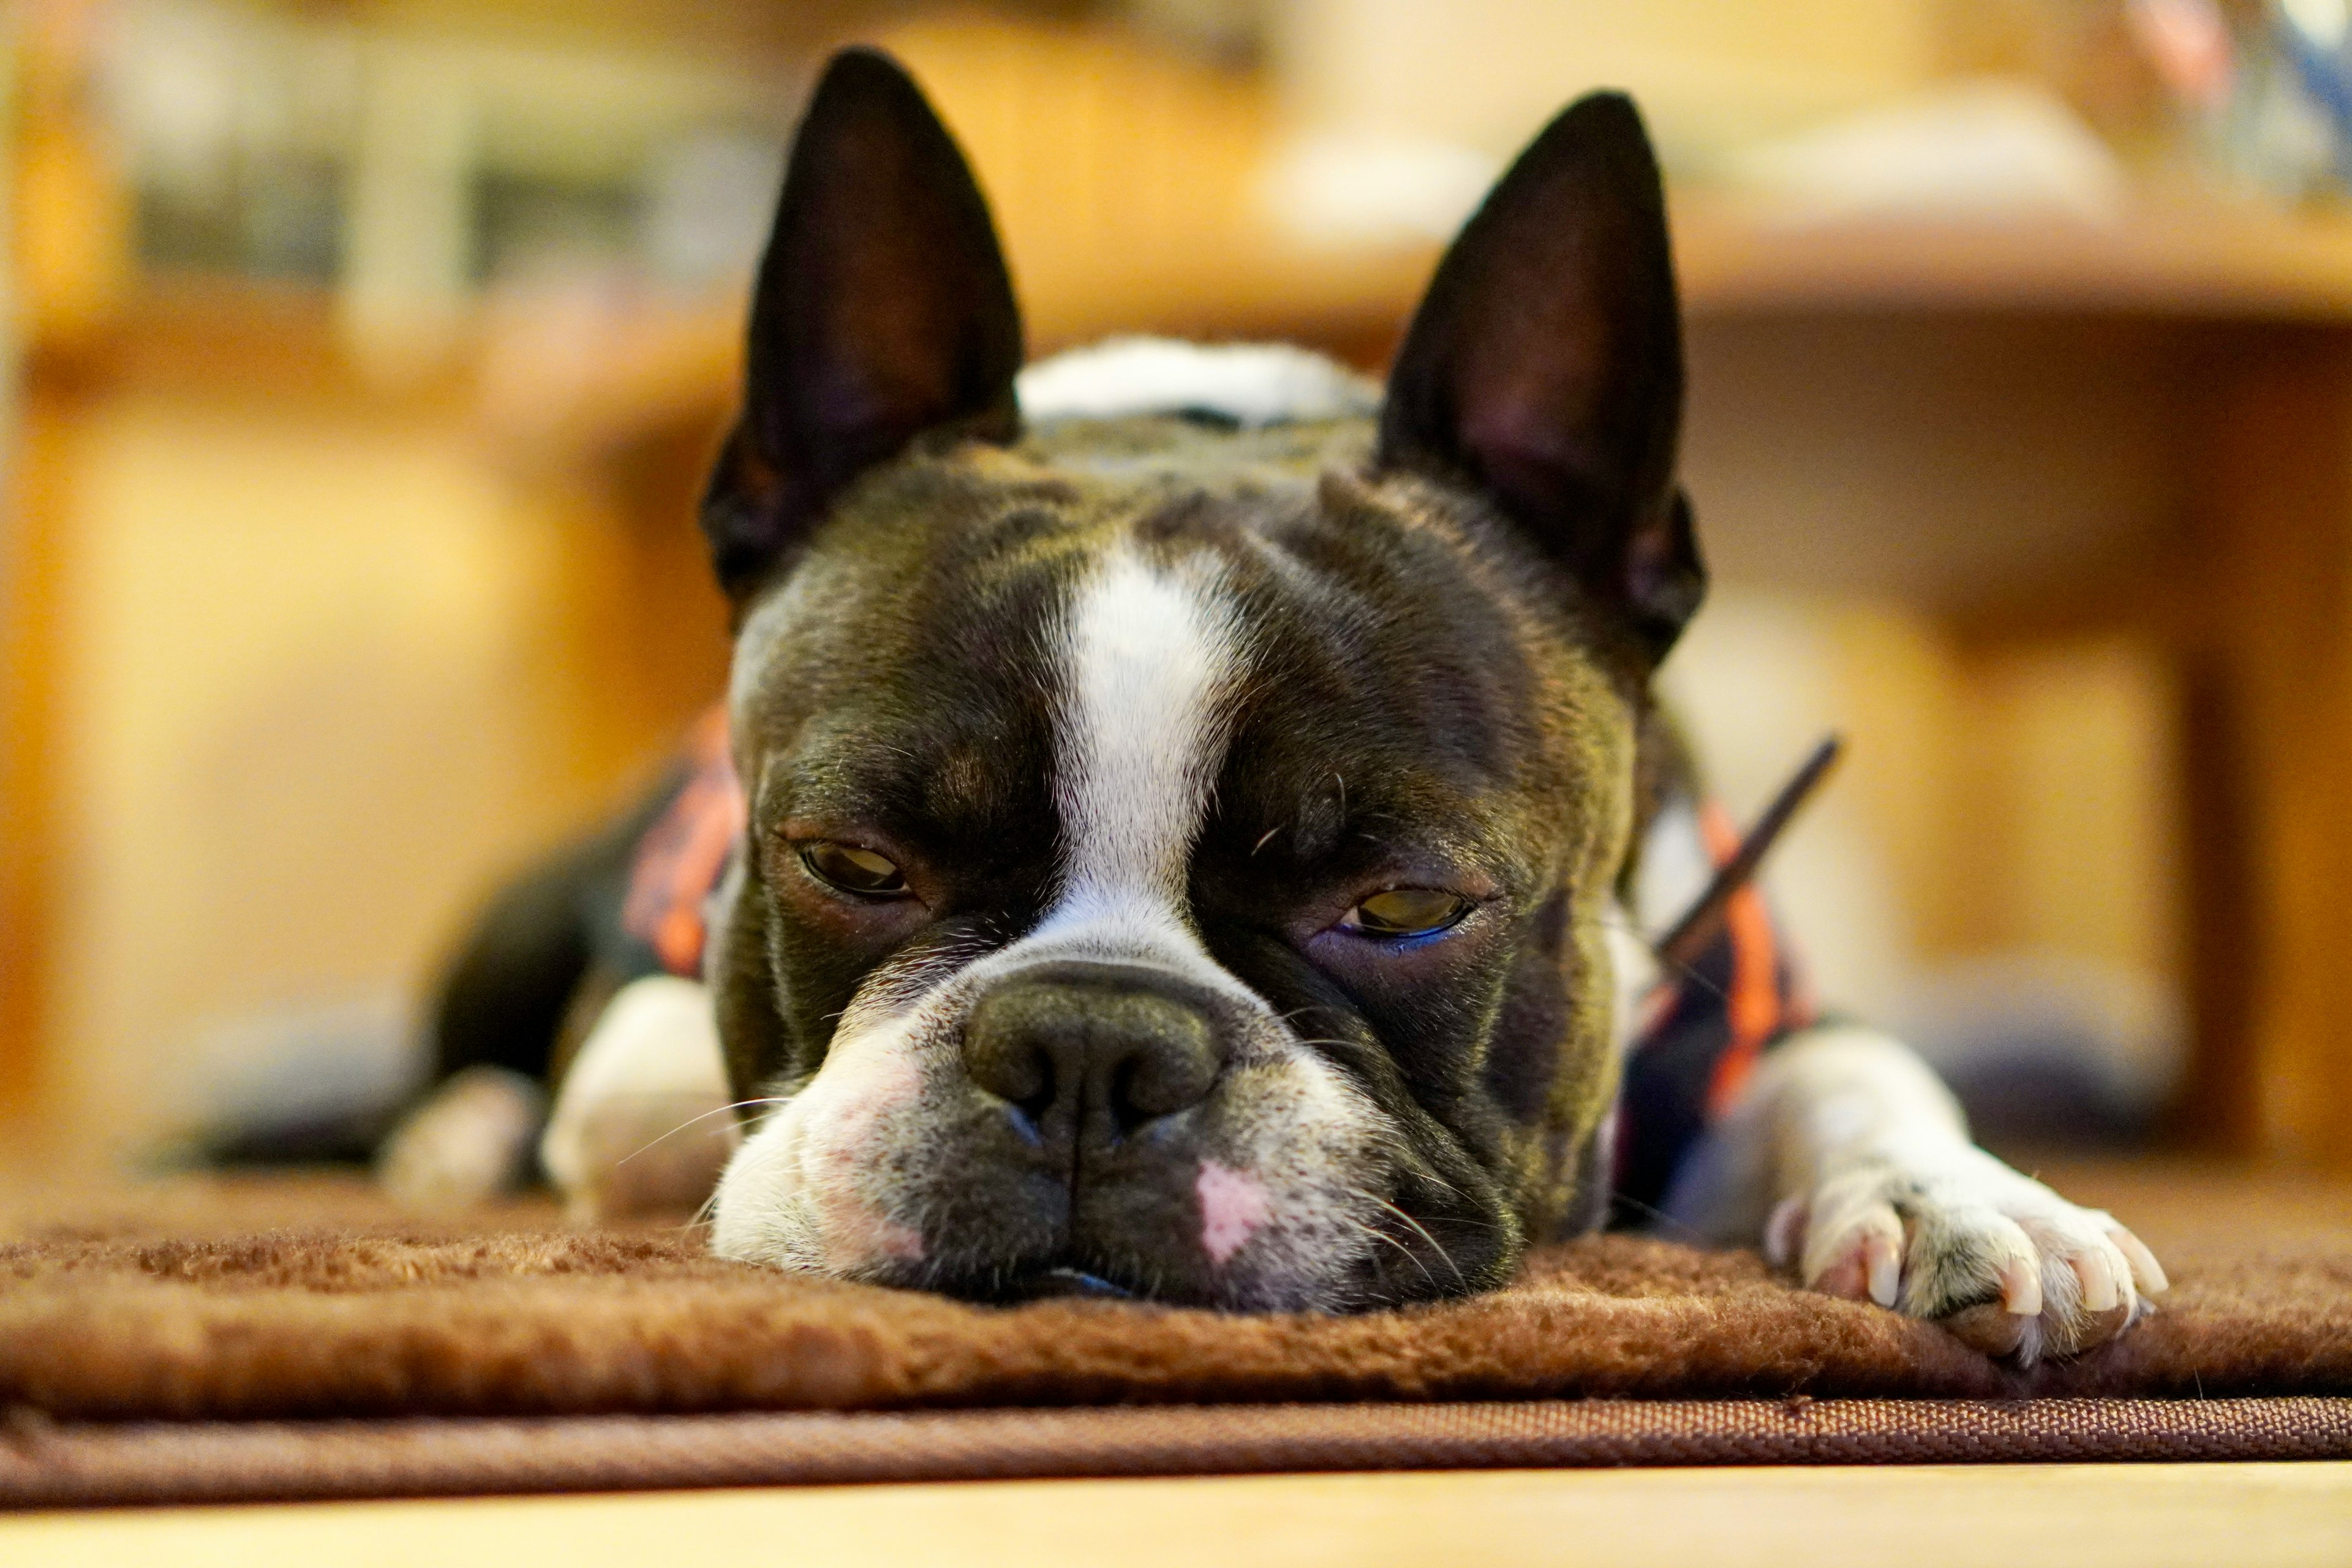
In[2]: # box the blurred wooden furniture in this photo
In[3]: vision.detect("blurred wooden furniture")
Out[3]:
[1667,200,2352,1168]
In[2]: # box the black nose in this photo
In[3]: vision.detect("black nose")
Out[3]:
[963,963,1224,1150]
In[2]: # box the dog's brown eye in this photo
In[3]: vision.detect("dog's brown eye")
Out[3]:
[800,842,908,897]
[1343,888,1471,939]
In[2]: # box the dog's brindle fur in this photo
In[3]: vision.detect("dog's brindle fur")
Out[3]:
[404,48,2165,1357]
[693,50,1695,1310]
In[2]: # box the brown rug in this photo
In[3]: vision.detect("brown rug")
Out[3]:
[2,1162,2347,1505]
[6,1400,2350,1509]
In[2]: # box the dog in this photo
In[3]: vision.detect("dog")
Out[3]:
[379,47,2165,1363]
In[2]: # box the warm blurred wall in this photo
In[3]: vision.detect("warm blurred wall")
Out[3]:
[56,368,625,1150]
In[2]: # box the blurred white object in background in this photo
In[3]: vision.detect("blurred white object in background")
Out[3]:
[1257,130,1498,247]
[1268,0,1942,168]
[1720,80,2131,227]
[641,132,785,292]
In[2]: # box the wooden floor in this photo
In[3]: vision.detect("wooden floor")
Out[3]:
[7,1464,2350,1568]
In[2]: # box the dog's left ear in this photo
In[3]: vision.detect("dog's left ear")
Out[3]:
[1379,92,1702,661]
[702,47,1024,602]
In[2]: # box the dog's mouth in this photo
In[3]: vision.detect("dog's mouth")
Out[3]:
[975,1263,1140,1305]
[997,1269,1133,1306]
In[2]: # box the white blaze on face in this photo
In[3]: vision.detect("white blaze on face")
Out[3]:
[1035,549,1384,1289]
[1040,545,1246,945]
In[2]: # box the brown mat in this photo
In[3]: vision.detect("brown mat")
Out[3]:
[2,1163,2346,1506]
[6,1398,2350,1509]
[7,1218,2351,1420]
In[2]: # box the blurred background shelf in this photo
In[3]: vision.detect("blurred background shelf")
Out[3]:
[499,196,2352,469]
[1675,198,2352,318]
[43,194,2352,442]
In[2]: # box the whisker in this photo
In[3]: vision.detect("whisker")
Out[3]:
[616,1098,788,1168]
[1403,1166,1471,1205]
[1607,1188,1710,1245]
[679,1184,725,1235]
[1578,911,1731,1004]
[1346,1186,1468,1288]
[1345,1215,1437,1292]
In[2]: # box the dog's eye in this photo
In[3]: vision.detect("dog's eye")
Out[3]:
[800,842,908,897]
[1342,888,1472,939]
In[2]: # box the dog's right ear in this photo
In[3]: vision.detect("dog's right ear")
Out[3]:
[1378,92,1701,663]
[702,48,1024,602]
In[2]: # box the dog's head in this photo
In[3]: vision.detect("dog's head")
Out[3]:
[701,50,1701,1309]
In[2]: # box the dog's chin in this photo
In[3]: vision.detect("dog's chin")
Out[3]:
[861,1245,1281,1311]
[804,1223,1369,1312]
[838,1213,1507,1314]
[999,1265,1137,1302]
[933,1261,1144,1305]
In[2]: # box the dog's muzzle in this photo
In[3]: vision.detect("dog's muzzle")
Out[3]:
[956,960,1232,1298]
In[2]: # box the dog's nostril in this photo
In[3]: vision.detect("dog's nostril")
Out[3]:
[1106,1058,1147,1137]
[1014,1063,1056,1126]
[1115,1011,1216,1122]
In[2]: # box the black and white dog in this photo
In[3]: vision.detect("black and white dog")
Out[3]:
[381,48,2164,1363]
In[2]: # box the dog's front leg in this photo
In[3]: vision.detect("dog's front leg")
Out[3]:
[1667,1024,2168,1363]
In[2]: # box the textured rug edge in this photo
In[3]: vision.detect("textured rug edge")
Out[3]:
[5,1398,2349,1510]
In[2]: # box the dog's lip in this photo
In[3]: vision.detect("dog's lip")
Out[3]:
[997,1265,1137,1303]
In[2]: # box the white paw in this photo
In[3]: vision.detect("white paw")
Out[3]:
[541,976,737,1224]
[1767,1148,2169,1364]
[376,1066,545,1212]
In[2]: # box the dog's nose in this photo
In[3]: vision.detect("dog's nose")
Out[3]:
[963,964,1223,1147]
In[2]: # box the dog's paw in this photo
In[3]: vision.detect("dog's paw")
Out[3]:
[541,976,736,1224]
[376,1066,546,1212]
[1766,1148,2168,1364]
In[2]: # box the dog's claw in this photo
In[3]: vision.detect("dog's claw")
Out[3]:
[1803,1204,1903,1306]
[2072,1248,2122,1314]
[1864,1229,1901,1309]
[2111,1226,2168,1296]
[1764,1196,1807,1268]
[1997,1253,2043,1319]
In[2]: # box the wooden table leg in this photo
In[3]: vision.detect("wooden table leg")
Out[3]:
[2179,327,2352,1166]
[0,384,76,1146]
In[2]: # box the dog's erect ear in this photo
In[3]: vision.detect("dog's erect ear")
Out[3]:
[1378,92,1702,660]
[702,48,1023,601]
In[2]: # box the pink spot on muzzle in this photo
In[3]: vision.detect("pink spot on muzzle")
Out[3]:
[1196,1159,1272,1265]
